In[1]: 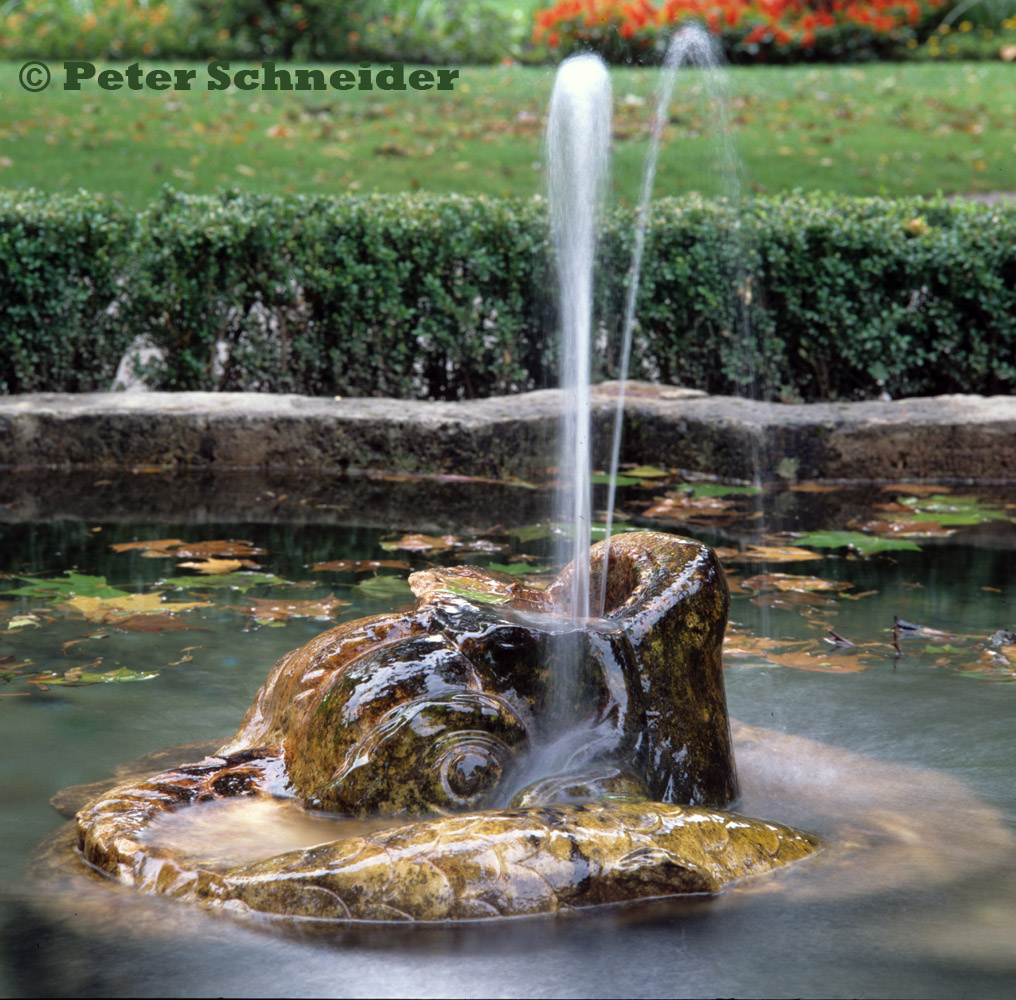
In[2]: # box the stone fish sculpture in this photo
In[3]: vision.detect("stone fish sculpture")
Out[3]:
[75,531,818,921]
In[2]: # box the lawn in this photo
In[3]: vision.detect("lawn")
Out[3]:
[1,59,1014,206]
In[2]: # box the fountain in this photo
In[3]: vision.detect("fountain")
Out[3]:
[43,40,830,922]
[9,34,1015,1000]
[62,531,816,920]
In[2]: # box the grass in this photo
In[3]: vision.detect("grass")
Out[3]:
[0,59,1014,207]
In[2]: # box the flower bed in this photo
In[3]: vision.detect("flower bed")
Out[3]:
[532,0,960,62]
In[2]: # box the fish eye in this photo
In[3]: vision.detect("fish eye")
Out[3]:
[438,739,505,806]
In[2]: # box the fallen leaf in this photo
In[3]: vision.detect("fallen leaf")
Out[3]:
[765,650,878,673]
[112,540,187,552]
[589,473,641,487]
[677,482,761,497]
[4,613,43,631]
[238,594,349,621]
[0,657,34,676]
[354,576,415,602]
[62,593,211,622]
[28,666,159,686]
[643,495,735,522]
[311,559,411,573]
[740,573,852,593]
[723,633,812,657]
[160,572,288,592]
[881,483,949,496]
[111,614,209,633]
[751,591,837,609]
[852,518,954,537]
[172,540,266,558]
[897,494,1007,526]
[112,538,264,558]
[177,558,245,575]
[486,561,552,576]
[794,531,921,555]
[4,572,128,600]
[380,533,506,554]
[727,545,825,563]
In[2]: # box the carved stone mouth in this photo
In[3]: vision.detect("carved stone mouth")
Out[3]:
[72,532,819,922]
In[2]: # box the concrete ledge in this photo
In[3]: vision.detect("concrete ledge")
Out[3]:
[2,384,1015,482]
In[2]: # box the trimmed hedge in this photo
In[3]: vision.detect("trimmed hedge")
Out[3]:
[0,190,133,393]
[2,188,1015,401]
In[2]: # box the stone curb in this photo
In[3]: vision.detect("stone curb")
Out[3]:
[1,384,1015,482]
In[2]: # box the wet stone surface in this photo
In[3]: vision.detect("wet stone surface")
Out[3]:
[66,532,819,922]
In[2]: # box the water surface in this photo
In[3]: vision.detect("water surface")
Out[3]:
[2,479,1014,998]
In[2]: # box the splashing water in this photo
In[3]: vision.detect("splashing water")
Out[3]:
[547,53,611,621]
[599,25,743,615]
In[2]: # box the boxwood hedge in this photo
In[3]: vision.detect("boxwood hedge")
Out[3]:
[2,188,1014,401]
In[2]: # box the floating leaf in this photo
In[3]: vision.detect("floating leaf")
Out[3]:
[677,483,761,497]
[486,561,551,576]
[897,495,1007,526]
[507,523,557,544]
[643,495,735,523]
[852,518,954,538]
[161,572,288,592]
[110,614,209,634]
[63,593,212,622]
[751,591,837,609]
[109,538,186,555]
[726,545,825,563]
[177,558,246,575]
[624,465,670,478]
[881,483,950,496]
[238,594,349,621]
[169,540,266,558]
[4,572,128,600]
[380,533,506,554]
[795,531,921,555]
[740,573,852,593]
[0,656,34,680]
[723,633,812,658]
[4,613,43,631]
[311,559,411,573]
[28,666,159,686]
[764,650,878,673]
[354,576,415,602]
[112,538,265,559]
[589,473,641,487]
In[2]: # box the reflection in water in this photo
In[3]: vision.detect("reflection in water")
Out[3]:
[4,509,1016,996]
[731,721,1015,901]
[11,720,1016,997]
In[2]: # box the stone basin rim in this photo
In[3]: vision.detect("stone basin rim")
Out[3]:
[3,385,1016,482]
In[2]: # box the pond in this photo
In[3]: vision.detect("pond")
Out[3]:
[1,470,1014,998]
